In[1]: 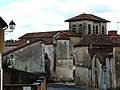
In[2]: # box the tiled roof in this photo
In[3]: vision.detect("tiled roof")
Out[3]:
[5,39,28,46]
[88,47,113,65]
[19,31,58,39]
[19,30,79,40]
[75,34,112,46]
[11,30,79,46]
[40,38,53,45]
[109,36,120,46]
[60,30,80,37]
[55,32,70,40]
[65,13,110,22]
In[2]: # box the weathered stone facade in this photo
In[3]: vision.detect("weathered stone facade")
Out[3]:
[4,13,120,90]
[3,40,45,73]
[113,47,120,89]
[69,20,107,35]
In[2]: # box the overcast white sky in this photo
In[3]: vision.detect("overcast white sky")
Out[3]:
[1,0,120,40]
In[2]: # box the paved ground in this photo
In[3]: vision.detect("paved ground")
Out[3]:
[47,84,97,90]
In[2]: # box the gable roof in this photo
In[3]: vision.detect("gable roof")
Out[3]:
[60,30,80,37]
[55,32,70,40]
[65,13,110,22]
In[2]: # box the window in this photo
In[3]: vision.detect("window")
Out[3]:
[88,24,91,34]
[80,67,82,81]
[93,25,95,34]
[72,24,76,31]
[79,24,82,34]
[80,48,83,65]
[96,25,98,34]
[95,57,97,68]
[102,25,105,34]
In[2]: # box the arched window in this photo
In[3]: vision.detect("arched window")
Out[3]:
[102,25,104,34]
[80,48,83,65]
[72,24,76,31]
[95,57,97,68]
[93,25,95,34]
[88,24,91,34]
[79,24,82,34]
[96,25,98,34]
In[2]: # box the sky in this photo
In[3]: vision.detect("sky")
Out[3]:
[1,0,120,40]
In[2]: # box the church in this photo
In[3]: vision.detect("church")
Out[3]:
[4,13,120,89]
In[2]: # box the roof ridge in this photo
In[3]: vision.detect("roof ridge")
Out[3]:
[65,13,110,22]
[55,31,70,40]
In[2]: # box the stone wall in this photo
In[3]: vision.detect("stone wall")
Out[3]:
[55,40,74,82]
[45,45,55,80]
[114,47,120,88]
[3,41,45,73]
[75,66,88,86]
[69,20,107,35]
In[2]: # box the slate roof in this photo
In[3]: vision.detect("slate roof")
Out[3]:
[65,13,110,22]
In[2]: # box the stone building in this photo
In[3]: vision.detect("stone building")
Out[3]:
[3,39,45,73]
[4,30,80,82]
[4,13,120,89]
[65,13,110,35]
[74,30,120,89]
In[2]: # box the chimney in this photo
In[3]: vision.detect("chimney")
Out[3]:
[108,30,117,36]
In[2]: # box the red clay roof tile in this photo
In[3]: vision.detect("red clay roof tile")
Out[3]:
[65,13,110,22]
[55,32,70,40]
[19,30,79,40]
[5,39,28,46]
[75,34,112,46]
[18,31,58,39]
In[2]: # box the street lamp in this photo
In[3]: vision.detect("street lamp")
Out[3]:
[9,20,16,32]
[0,17,16,90]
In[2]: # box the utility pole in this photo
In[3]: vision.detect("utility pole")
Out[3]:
[117,18,120,31]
